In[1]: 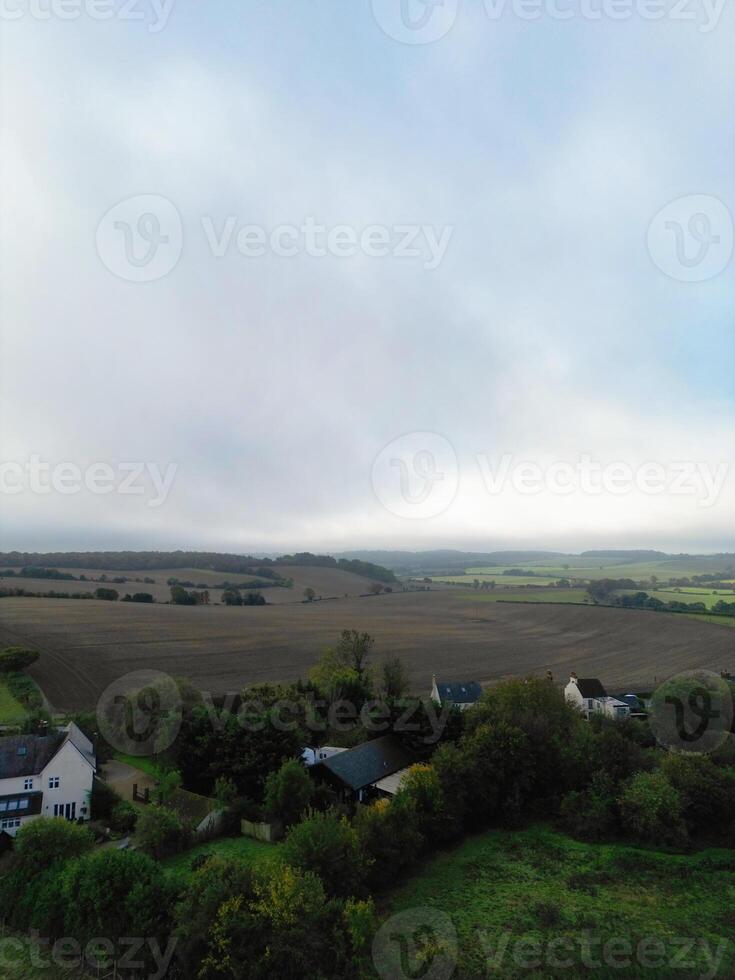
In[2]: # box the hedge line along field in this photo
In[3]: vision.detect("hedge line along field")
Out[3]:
[0,564,381,605]
[1,590,734,712]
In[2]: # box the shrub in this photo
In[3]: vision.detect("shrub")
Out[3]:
[136,805,189,859]
[90,777,122,821]
[618,772,687,847]
[353,797,423,890]
[559,772,619,841]
[0,646,39,672]
[282,810,366,897]
[111,800,138,833]
[263,758,313,827]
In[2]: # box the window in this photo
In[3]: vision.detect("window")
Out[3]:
[23,778,33,790]
[1,819,21,830]
[16,746,27,757]
[48,776,60,789]
[7,801,17,811]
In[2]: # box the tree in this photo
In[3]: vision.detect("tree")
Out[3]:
[381,656,410,700]
[659,753,735,836]
[136,805,189,859]
[282,810,366,898]
[263,759,313,827]
[154,768,182,805]
[353,798,423,891]
[61,849,176,956]
[94,587,119,601]
[335,629,374,678]
[0,646,39,672]
[111,800,138,833]
[10,817,94,874]
[368,582,383,595]
[395,763,451,840]
[213,775,238,810]
[303,587,316,602]
[618,772,687,847]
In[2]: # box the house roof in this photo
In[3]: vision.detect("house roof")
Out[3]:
[573,678,608,699]
[0,732,65,779]
[318,735,415,791]
[434,680,482,704]
[63,723,96,770]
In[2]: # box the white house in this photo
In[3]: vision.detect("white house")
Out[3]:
[0,723,96,837]
[302,745,348,767]
[565,673,631,720]
[431,675,482,710]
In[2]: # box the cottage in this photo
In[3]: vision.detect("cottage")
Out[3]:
[431,675,482,710]
[565,673,631,720]
[0,723,96,836]
[313,734,416,802]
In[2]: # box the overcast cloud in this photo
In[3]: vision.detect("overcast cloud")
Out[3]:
[1,1,733,553]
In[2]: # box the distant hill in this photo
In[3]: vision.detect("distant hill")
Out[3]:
[0,550,396,583]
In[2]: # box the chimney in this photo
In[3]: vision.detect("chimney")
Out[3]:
[569,672,578,684]
[546,669,554,683]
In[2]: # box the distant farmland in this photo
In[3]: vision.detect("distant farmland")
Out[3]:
[1,591,733,712]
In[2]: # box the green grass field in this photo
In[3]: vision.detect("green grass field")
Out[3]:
[461,556,735,583]
[0,678,28,725]
[681,613,735,629]
[645,588,735,610]
[113,751,166,778]
[381,825,735,978]
[437,574,561,586]
[458,588,590,604]
[162,834,279,881]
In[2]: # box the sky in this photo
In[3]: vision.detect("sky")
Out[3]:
[1,0,733,555]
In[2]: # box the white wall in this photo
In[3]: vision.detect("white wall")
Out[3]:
[40,741,94,821]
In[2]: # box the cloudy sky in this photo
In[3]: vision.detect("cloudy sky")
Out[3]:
[1,0,733,554]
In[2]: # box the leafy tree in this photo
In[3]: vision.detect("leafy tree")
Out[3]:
[11,816,94,874]
[136,805,189,859]
[353,798,423,891]
[61,849,176,955]
[659,753,735,836]
[381,656,410,700]
[618,771,687,847]
[559,772,619,841]
[303,587,316,602]
[94,587,119,601]
[368,582,383,595]
[0,646,39,672]
[395,763,451,841]
[282,810,366,898]
[213,775,239,810]
[263,759,313,827]
[155,768,182,805]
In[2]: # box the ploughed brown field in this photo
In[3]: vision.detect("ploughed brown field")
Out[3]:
[0,591,735,709]
[0,592,732,712]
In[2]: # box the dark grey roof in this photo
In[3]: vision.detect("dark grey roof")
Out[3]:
[575,678,608,699]
[0,791,43,817]
[435,680,482,704]
[0,733,65,779]
[319,735,415,791]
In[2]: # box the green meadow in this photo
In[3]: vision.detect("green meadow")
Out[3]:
[381,825,735,979]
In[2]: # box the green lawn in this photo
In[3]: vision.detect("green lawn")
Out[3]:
[645,588,735,610]
[113,751,166,778]
[681,613,735,629]
[380,825,735,978]
[162,834,279,881]
[458,588,590,605]
[0,678,28,725]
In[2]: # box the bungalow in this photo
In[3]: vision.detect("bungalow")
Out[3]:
[0,723,96,837]
[313,734,416,802]
[431,675,482,710]
[565,673,631,721]
[301,745,348,767]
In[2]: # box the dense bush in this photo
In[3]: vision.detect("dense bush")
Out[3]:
[110,800,138,833]
[282,810,366,898]
[135,805,190,859]
[618,771,687,847]
[263,758,313,826]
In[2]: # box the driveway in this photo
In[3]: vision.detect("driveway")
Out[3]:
[100,758,157,802]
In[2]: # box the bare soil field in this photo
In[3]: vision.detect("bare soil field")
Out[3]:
[1,591,732,712]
